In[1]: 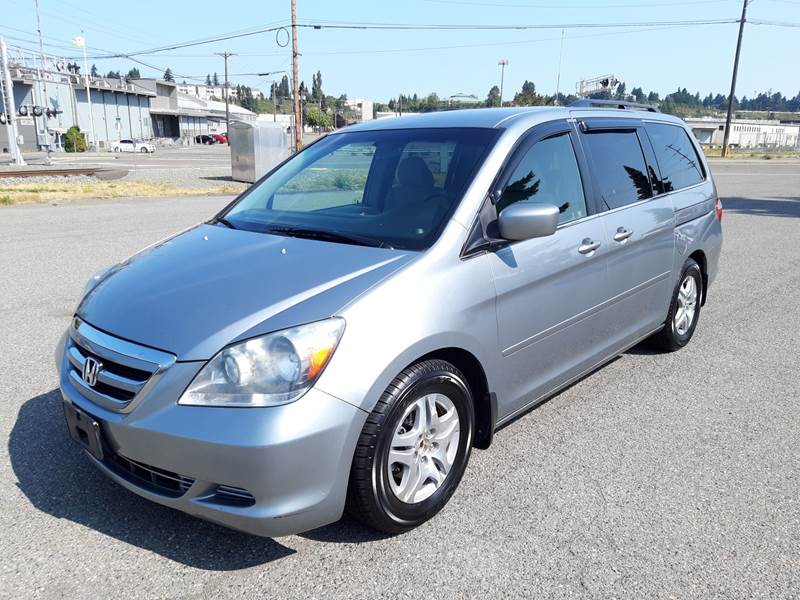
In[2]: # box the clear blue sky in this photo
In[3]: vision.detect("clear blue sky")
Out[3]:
[4,0,799,102]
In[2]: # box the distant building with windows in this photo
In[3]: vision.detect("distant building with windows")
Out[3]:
[132,79,255,141]
[686,117,800,149]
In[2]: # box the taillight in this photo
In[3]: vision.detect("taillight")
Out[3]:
[715,197,723,221]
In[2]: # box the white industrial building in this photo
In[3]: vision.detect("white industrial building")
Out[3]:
[1,50,153,151]
[686,117,800,149]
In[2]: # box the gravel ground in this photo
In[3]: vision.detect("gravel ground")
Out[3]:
[0,175,100,186]
[0,162,798,599]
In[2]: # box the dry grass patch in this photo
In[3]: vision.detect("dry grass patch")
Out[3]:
[0,180,248,205]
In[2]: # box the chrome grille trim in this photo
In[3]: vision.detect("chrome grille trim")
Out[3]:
[64,318,176,413]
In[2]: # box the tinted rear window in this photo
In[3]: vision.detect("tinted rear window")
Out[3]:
[583,130,653,210]
[645,122,705,192]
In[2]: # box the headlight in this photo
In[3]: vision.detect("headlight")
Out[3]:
[178,317,345,407]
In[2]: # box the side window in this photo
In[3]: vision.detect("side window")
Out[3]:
[583,130,653,210]
[272,142,375,211]
[497,133,587,225]
[645,122,705,192]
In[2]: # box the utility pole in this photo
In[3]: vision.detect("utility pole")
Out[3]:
[0,37,26,165]
[721,0,749,158]
[215,51,235,144]
[498,59,509,107]
[33,0,51,156]
[291,0,302,152]
[554,29,565,106]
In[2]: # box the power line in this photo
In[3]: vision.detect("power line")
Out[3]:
[83,22,289,59]
[300,23,718,56]
[294,17,740,30]
[420,0,732,8]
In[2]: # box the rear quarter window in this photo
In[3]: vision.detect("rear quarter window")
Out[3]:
[645,122,705,192]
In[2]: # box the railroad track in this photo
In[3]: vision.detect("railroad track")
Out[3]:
[0,167,109,179]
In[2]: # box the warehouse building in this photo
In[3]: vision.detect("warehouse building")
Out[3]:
[0,54,154,151]
[133,78,256,142]
[686,117,800,149]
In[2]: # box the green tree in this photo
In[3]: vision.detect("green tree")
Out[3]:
[513,81,544,106]
[305,108,332,130]
[213,72,219,86]
[163,68,174,82]
[105,70,121,79]
[65,126,87,152]
[616,81,626,99]
[206,73,212,86]
[630,87,644,102]
[279,75,290,98]
[90,64,98,77]
[311,70,323,101]
[126,67,140,80]
[486,85,501,107]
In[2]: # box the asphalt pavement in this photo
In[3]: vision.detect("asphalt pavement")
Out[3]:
[0,161,798,599]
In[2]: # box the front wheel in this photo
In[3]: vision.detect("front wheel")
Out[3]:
[347,360,474,534]
[140,147,148,153]
[650,258,703,351]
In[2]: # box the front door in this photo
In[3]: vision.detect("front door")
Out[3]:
[489,124,611,420]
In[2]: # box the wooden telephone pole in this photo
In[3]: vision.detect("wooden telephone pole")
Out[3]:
[291,0,302,152]
[721,0,749,158]
[215,51,236,144]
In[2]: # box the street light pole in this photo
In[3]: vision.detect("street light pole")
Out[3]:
[291,0,302,152]
[721,0,749,158]
[498,59,509,106]
[72,32,96,151]
[215,51,236,144]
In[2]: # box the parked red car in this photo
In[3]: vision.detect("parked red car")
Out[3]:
[212,133,228,144]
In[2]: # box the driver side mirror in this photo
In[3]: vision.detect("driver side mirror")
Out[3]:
[498,202,560,241]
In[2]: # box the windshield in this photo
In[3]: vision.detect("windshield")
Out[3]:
[221,127,498,250]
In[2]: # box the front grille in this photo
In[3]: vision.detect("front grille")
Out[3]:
[64,318,175,412]
[104,448,195,498]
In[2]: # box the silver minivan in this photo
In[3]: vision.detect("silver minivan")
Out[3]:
[57,102,722,536]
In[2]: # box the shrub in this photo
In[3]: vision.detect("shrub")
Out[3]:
[65,126,87,152]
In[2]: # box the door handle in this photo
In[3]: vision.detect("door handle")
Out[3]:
[578,238,601,255]
[613,227,634,242]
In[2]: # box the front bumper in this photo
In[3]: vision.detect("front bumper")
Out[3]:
[57,327,367,538]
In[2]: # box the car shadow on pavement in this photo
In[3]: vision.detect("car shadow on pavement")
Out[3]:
[721,196,800,218]
[9,390,296,571]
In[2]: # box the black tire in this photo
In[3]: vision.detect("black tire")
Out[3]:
[346,359,475,534]
[650,258,703,351]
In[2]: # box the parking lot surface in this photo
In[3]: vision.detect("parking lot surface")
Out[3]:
[0,161,798,599]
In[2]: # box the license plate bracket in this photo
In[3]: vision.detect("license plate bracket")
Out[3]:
[63,401,104,461]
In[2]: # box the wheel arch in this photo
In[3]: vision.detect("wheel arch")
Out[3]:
[412,347,496,450]
[688,249,708,305]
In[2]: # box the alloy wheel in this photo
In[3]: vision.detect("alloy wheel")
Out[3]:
[388,393,460,504]
[674,274,698,336]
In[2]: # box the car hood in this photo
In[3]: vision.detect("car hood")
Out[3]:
[78,224,415,360]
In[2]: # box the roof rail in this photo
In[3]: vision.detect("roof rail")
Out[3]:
[569,99,660,113]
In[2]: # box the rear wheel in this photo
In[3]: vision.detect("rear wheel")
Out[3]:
[140,147,148,153]
[650,258,703,351]
[347,360,474,534]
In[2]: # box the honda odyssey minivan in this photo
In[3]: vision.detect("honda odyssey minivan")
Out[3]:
[57,101,722,536]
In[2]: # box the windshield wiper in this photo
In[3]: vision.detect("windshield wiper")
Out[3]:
[265,226,392,249]
[212,216,237,229]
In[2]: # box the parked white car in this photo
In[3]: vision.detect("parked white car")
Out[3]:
[112,139,156,153]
